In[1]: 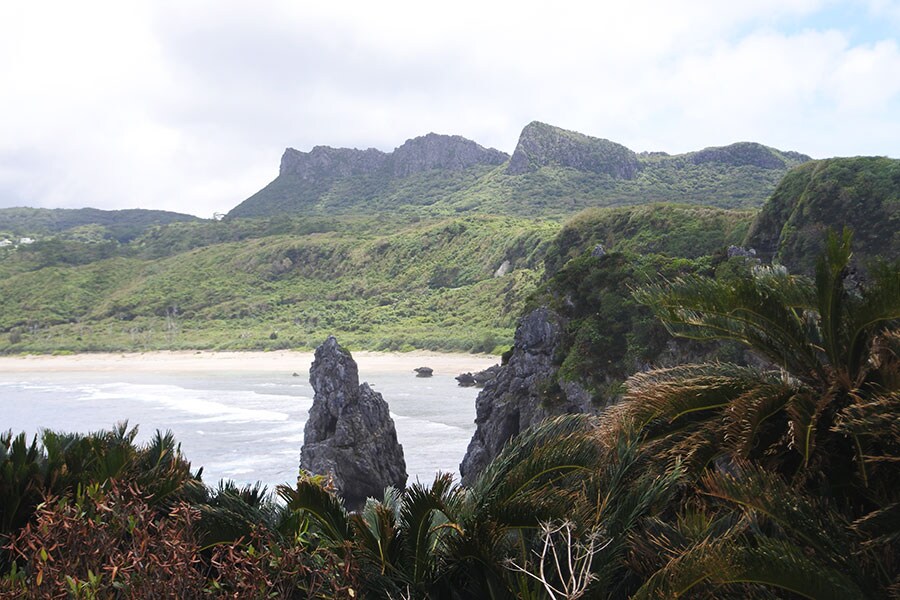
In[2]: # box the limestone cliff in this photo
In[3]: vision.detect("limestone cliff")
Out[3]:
[300,336,407,510]
[459,307,591,485]
[506,121,642,178]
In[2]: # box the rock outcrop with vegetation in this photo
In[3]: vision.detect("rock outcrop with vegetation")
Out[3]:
[506,121,642,177]
[229,133,508,219]
[744,156,900,273]
[300,336,407,510]
[459,307,592,484]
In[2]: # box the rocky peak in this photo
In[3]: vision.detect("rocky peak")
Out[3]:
[279,146,388,181]
[301,336,407,510]
[390,133,508,177]
[689,142,810,169]
[506,121,642,178]
[278,133,507,183]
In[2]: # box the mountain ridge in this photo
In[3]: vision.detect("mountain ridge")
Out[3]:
[228,121,811,219]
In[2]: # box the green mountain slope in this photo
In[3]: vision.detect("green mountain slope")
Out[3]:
[0,202,761,355]
[744,156,900,273]
[0,207,200,243]
[0,216,558,353]
[229,122,809,219]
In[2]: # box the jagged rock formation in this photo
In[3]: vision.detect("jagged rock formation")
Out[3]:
[390,133,508,177]
[459,308,591,485]
[507,121,642,178]
[278,133,508,182]
[300,336,407,510]
[229,133,508,218]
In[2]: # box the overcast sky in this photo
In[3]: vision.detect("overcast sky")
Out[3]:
[1,1,898,218]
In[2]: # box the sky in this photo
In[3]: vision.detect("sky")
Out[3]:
[1,0,898,218]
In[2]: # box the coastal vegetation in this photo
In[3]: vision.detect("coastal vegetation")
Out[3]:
[2,232,897,598]
[1,125,898,595]
[0,123,822,356]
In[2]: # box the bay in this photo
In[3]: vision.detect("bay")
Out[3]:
[0,368,481,492]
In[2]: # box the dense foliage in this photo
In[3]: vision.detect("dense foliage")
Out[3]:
[3,232,896,598]
[744,157,900,273]
[0,215,558,354]
[529,204,754,403]
[0,207,199,243]
[0,202,759,356]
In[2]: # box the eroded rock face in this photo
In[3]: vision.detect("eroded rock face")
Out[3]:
[390,133,508,177]
[301,336,407,510]
[459,308,591,485]
[506,121,642,178]
[278,133,508,182]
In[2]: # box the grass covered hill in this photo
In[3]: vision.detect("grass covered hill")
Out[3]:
[744,156,900,273]
[0,207,199,243]
[0,202,759,355]
[229,121,809,219]
[5,136,898,359]
[0,215,558,353]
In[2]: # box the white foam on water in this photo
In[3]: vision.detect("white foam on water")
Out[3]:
[2,370,480,490]
[84,382,294,423]
[391,412,466,434]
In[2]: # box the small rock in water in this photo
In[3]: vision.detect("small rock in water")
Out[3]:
[292,372,300,377]
[456,372,477,387]
[414,366,434,377]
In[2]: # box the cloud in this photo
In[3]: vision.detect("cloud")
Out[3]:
[0,0,897,217]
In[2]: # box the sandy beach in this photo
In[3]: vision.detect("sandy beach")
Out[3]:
[0,350,499,376]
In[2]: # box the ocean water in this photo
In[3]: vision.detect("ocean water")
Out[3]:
[0,369,480,492]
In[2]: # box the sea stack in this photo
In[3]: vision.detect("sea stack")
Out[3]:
[300,336,407,510]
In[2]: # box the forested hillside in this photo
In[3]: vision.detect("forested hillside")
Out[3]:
[3,125,897,357]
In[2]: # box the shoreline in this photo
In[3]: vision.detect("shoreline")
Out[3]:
[0,349,500,376]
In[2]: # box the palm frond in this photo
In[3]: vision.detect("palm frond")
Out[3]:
[815,228,853,371]
[634,534,868,600]
[622,363,765,427]
[853,502,900,550]
[634,267,824,381]
[398,473,462,586]
[470,414,601,527]
[352,497,401,575]
[701,463,852,562]
[276,474,351,544]
[832,391,900,443]
[722,382,799,458]
[827,234,900,383]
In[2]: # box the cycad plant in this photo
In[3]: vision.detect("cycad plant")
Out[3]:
[626,230,899,509]
[280,415,684,599]
[617,230,900,597]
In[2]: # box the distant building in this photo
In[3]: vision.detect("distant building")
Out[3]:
[18,237,35,245]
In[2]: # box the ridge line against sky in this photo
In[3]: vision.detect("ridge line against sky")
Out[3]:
[1,0,898,218]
